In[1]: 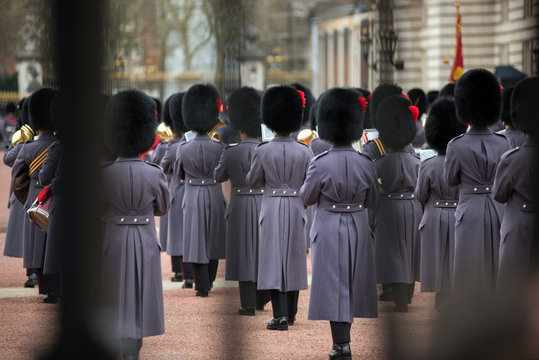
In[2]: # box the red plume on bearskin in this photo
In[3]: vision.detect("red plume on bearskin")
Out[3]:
[358,97,368,115]
[409,105,419,123]
[296,90,306,108]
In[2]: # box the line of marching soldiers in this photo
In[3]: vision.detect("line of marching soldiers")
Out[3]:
[2,69,537,360]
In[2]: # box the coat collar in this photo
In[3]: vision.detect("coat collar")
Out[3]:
[272,135,294,142]
[467,126,493,135]
[330,144,354,151]
[115,156,143,162]
[241,136,259,144]
[36,133,56,141]
[194,133,211,140]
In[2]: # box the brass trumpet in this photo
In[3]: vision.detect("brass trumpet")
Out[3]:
[297,129,318,145]
[11,124,35,146]
[156,122,174,142]
[208,119,227,142]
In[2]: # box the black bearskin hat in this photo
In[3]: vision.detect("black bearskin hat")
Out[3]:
[152,97,162,123]
[425,97,467,155]
[290,82,315,125]
[5,101,16,114]
[501,87,514,128]
[162,95,173,128]
[317,88,363,145]
[455,68,501,126]
[370,84,402,128]
[182,84,220,133]
[17,98,30,129]
[261,85,304,133]
[377,95,417,150]
[407,88,427,119]
[227,87,262,138]
[169,92,188,133]
[104,90,157,157]
[28,88,56,131]
[439,83,456,98]
[511,76,539,138]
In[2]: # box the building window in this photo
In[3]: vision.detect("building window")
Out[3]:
[524,0,533,18]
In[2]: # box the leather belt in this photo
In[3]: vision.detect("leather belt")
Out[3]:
[186,178,217,186]
[323,202,365,213]
[460,184,493,195]
[384,192,416,200]
[233,187,264,196]
[101,214,154,225]
[434,200,458,208]
[265,188,299,197]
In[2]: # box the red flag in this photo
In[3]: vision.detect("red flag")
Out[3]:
[449,2,464,82]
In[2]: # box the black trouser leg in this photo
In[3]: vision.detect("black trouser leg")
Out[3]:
[407,282,415,304]
[39,273,59,295]
[256,289,271,309]
[26,268,38,276]
[181,257,193,280]
[270,290,287,318]
[193,263,210,291]
[121,338,142,358]
[171,256,182,274]
[391,283,409,309]
[330,321,351,344]
[239,281,257,309]
[208,259,219,286]
[287,290,299,319]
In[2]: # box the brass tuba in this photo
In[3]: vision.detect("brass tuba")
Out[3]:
[297,129,318,145]
[156,122,174,142]
[11,124,35,146]
[208,119,227,142]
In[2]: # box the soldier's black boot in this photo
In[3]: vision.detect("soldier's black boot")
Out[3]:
[182,279,193,288]
[238,307,255,316]
[266,316,288,331]
[24,273,37,288]
[329,343,351,359]
[171,272,183,282]
[379,283,393,301]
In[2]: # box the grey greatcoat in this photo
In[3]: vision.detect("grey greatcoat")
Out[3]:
[101,157,170,339]
[12,133,57,269]
[39,142,62,275]
[373,150,422,284]
[361,139,415,161]
[444,126,510,293]
[300,146,379,322]
[503,128,526,148]
[246,135,312,292]
[150,141,169,251]
[415,155,458,293]
[214,137,262,282]
[3,143,25,258]
[493,140,537,287]
[160,136,185,256]
[175,133,226,263]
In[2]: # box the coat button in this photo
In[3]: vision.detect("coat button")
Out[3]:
[134,218,138,223]
[332,205,336,209]
[189,180,192,184]
[249,189,253,193]
[146,218,150,222]
[454,203,457,206]
[272,191,276,194]
[293,191,297,195]
[346,206,351,210]
[523,204,527,209]
[445,202,448,206]
[201,180,205,184]
[400,194,404,198]
[388,195,392,198]
[261,190,264,193]
[436,202,439,205]
[283,191,287,194]
[214,180,216,183]
[237,189,240,193]
[486,187,489,191]
[120,218,124,222]
[359,205,362,208]
[474,187,477,192]
[411,194,414,198]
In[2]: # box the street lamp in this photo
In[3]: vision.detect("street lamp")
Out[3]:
[378,26,403,70]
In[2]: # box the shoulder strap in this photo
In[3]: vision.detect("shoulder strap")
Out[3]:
[29,140,60,175]
[373,138,386,157]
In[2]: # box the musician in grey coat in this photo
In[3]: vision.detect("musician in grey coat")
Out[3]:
[174,84,226,297]
[499,87,526,148]
[373,95,423,312]
[214,87,267,316]
[444,69,511,294]
[415,97,466,310]
[4,142,25,259]
[101,90,169,360]
[12,88,58,301]
[300,88,378,359]
[494,77,538,289]
[246,85,312,331]
[161,92,193,287]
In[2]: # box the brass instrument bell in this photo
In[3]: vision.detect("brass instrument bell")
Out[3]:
[11,124,35,146]
[156,122,174,142]
[208,119,227,142]
[297,129,318,145]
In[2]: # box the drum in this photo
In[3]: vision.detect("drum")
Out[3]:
[27,187,52,233]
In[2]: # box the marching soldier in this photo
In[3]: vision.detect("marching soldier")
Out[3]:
[246,85,312,331]
[444,69,511,294]
[101,90,170,360]
[373,94,422,312]
[415,97,466,310]
[161,92,194,287]
[407,88,427,148]
[494,76,539,289]
[300,88,378,359]
[12,88,59,302]
[175,84,226,297]
[500,87,526,148]
[214,86,268,315]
